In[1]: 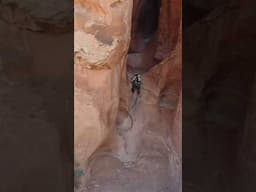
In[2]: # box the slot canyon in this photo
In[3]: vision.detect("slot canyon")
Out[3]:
[1,0,255,191]
[75,0,181,191]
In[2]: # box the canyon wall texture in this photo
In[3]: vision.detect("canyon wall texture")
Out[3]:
[75,0,181,191]
[74,0,133,189]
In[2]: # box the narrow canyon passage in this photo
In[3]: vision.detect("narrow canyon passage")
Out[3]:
[85,49,181,191]
[75,0,181,191]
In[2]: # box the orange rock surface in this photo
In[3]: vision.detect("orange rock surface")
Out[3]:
[75,0,181,191]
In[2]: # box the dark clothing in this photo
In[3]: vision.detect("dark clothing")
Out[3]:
[131,74,141,95]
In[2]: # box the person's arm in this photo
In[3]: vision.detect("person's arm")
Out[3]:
[138,75,141,82]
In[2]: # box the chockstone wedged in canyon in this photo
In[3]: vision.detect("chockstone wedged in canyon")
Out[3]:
[74,0,181,191]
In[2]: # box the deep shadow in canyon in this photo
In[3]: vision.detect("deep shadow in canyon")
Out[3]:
[128,0,162,74]
[183,0,256,191]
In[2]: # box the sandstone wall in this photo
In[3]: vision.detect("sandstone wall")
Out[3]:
[74,0,133,185]
[156,0,181,60]
[75,0,182,191]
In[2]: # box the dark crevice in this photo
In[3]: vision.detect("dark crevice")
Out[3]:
[136,0,161,40]
[129,0,162,54]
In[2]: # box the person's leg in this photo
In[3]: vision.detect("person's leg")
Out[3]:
[131,86,135,93]
[137,85,140,95]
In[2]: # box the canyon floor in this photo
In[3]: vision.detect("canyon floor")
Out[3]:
[0,68,180,192]
[83,70,181,192]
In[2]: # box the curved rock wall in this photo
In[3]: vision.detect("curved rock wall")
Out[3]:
[74,0,133,188]
[156,0,181,60]
[75,0,181,191]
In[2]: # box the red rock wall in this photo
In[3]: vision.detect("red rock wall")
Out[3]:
[156,0,182,60]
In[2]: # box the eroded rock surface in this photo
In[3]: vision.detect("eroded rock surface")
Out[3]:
[75,0,181,191]
[84,46,181,191]
[74,0,133,188]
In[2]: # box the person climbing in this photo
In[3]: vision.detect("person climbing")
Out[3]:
[131,73,142,95]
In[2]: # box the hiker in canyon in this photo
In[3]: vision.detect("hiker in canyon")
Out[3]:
[131,73,142,95]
